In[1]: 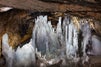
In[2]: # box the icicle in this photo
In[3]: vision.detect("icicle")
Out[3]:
[81,20,91,56]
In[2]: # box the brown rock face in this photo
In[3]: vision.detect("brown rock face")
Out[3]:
[0,0,101,20]
[0,9,34,57]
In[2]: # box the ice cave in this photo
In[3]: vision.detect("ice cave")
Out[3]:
[0,0,101,67]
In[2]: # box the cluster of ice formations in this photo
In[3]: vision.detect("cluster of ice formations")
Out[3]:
[2,15,101,67]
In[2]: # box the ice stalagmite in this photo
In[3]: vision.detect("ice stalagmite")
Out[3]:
[2,15,98,67]
[2,33,14,67]
[56,17,62,36]
[87,35,101,55]
[66,23,74,58]
[15,39,35,67]
[2,33,35,67]
[79,20,91,63]
[62,16,70,37]
[64,17,79,61]
[34,16,48,55]
[56,17,64,49]
[73,25,78,53]
[82,20,91,56]
[34,16,61,60]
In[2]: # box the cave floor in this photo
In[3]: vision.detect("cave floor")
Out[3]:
[0,56,101,67]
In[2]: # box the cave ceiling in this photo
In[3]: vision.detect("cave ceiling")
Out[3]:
[0,0,101,20]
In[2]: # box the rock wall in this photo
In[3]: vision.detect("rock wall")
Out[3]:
[0,9,34,58]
